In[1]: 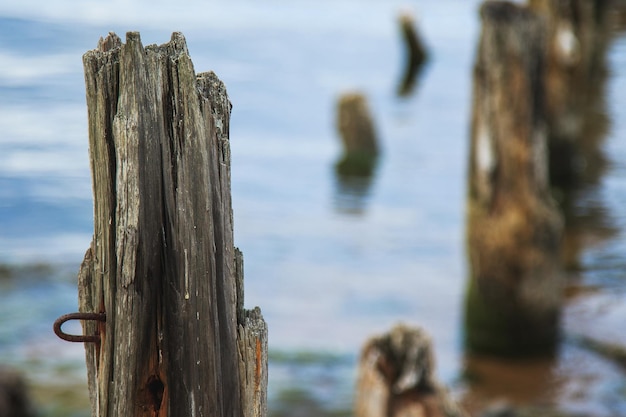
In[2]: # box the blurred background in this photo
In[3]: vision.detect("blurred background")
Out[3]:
[0,1,625,416]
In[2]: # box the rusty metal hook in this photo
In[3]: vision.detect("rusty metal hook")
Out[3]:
[53,312,106,343]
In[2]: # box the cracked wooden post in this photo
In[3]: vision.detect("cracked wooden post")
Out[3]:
[465,2,563,357]
[78,32,267,417]
[354,324,466,417]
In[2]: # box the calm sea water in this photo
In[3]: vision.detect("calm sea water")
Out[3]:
[0,1,625,415]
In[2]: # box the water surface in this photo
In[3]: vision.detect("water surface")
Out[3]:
[1,1,625,415]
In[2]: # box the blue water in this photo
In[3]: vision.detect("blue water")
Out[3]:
[1,1,626,415]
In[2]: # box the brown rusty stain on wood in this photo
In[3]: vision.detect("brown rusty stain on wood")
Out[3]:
[237,307,268,417]
[255,337,262,392]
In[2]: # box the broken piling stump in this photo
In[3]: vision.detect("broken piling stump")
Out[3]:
[335,92,379,177]
[465,2,564,357]
[397,11,429,96]
[354,324,466,417]
[334,92,380,213]
[73,32,267,417]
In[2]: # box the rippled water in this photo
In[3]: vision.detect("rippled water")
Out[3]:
[1,1,625,416]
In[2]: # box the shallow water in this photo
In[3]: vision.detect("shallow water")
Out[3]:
[0,1,625,415]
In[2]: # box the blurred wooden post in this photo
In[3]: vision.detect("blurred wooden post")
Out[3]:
[77,32,267,417]
[465,2,563,357]
[0,367,35,417]
[619,0,626,31]
[527,0,613,188]
[354,324,466,417]
[528,0,615,270]
[335,92,379,177]
[337,92,379,156]
[397,11,428,96]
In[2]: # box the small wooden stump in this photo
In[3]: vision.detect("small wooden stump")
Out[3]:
[77,32,267,417]
[397,11,429,96]
[335,92,379,177]
[354,324,466,417]
[334,92,379,213]
[465,2,564,357]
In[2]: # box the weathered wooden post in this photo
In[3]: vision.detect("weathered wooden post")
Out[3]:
[465,2,564,357]
[354,324,466,417]
[68,32,267,417]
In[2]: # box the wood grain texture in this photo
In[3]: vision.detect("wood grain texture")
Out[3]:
[237,307,268,417]
[78,31,266,417]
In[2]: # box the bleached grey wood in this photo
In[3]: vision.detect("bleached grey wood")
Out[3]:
[78,31,267,417]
